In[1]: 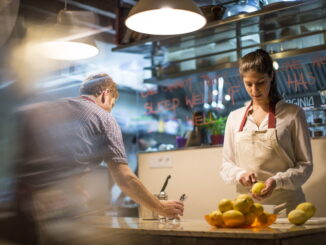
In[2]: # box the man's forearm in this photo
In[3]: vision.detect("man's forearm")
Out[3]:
[109,163,162,212]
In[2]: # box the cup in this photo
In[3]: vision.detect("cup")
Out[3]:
[176,136,187,148]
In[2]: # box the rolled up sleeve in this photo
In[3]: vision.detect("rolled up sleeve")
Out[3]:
[220,112,247,185]
[103,116,128,164]
[273,108,313,190]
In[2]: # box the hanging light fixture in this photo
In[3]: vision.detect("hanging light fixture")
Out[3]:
[125,0,207,35]
[37,0,99,60]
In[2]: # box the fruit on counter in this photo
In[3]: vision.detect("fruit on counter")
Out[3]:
[236,194,254,202]
[205,194,277,228]
[243,212,256,227]
[287,201,316,225]
[288,209,309,225]
[233,196,253,214]
[250,203,264,216]
[205,210,224,227]
[253,211,277,228]
[296,202,316,219]
[222,210,245,228]
[218,198,233,213]
[251,181,266,195]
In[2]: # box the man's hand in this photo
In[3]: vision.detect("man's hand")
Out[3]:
[252,177,276,200]
[239,172,257,186]
[158,200,184,219]
[109,163,184,219]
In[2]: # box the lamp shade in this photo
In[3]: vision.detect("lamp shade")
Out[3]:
[37,10,99,60]
[125,0,207,35]
[37,40,98,61]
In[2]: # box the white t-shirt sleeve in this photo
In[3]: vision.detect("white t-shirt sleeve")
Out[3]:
[273,107,313,190]
[220,111,247,185]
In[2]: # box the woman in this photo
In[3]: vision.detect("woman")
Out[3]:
[220,49,313,215]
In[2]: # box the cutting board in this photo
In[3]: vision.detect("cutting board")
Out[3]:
[275,217,326,225]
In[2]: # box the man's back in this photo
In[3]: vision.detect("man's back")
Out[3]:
[16,97,127,185]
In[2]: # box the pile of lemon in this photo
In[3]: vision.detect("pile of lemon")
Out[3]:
[288,202,316,225]
[205,194,276,228]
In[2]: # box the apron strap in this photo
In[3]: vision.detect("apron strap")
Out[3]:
[238,102,252,132]
[268,103,276,129]
[238,101,276,132]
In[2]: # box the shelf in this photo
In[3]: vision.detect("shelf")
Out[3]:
[309,123,326,127]
[144,61,238,84]
[144,44,326,85]
[112,0,326,83]
[112,0,314,54]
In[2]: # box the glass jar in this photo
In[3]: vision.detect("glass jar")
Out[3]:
[157,192,168,223]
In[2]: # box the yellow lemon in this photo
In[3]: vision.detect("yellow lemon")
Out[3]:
[222,210,245,228]
[251,181,266,195]
[296,202,316,219]
[243,212,256,227]
[254,212,277,227]
[250,203,264,216]
[206,210,224,227]
[236,194,254,206]
[288,209,309,225]
[257,212,269,225]
[233,197,253,214]
[218,199,233,213]
[236,194,253,201]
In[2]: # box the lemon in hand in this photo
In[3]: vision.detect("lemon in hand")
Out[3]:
[251,181,266,195]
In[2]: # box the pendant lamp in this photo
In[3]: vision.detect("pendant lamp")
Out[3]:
[125,0,207,35]
[37,1,99,60]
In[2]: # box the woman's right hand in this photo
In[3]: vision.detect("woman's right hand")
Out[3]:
[158,200,184,219]
[239,172,257,187]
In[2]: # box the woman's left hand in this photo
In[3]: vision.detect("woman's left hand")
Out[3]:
[252,177,276,200]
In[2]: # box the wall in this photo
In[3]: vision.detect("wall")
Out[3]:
[138,138,326,219]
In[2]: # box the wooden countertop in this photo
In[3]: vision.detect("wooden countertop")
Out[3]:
[88,216,326,240]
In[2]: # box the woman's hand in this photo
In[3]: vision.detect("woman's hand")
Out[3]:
[239,172,257,186]
[252,177,276,200]
[158,200,184,219]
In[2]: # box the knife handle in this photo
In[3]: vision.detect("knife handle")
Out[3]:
[160,175,171,193]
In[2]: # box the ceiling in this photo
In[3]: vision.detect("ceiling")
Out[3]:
[16,0,237,45]
[19,0,120,44]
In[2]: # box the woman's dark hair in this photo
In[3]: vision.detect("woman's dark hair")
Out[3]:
[239,49,282,104]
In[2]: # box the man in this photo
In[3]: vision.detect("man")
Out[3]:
[11,73,183,244]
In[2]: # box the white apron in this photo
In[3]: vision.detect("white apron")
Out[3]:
[235,102,305,215]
